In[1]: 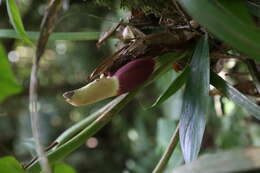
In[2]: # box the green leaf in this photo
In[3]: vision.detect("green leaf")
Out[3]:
[53,162,77,173]
[151,67,189,108]
[6,0,33,44]
[246,0,260,18]
[0,43,21,103]
[218,0,254,25]
[210,71,260,119]
[173,148,260,173]
[179,35,209,163]
[0,156,25,173]
[179,0,260,60]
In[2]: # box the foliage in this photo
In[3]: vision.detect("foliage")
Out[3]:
[0,0,260,173]
[179,35,209,163]
[0,43,21,103]
[0,157,24,173]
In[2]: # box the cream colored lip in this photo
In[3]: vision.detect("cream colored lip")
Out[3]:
[63,77,119,106]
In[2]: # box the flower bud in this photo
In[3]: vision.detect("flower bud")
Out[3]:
[63,58,155,106]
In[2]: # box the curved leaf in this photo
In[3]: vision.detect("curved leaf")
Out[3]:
[6,0,33,44]
[179,35,209,163]
[179,0,260,60]
[210,71,260,119]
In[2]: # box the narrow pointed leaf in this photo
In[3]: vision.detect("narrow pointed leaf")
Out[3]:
[179,0,260,60]
[0,43,21,103]
[151,67,189,108]
[179,35,209,163]
[6,0,33,44]
[210,71,260,119]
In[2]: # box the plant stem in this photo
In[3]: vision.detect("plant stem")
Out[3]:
[0,29,100,41]
[29,0,63,173]
[245,59,260,94]
[152,124,180,173]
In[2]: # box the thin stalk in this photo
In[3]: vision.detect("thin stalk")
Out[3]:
[0,29,100,41]
[29,0,63,173]
[245,59,260,94]
[152,124,180,173]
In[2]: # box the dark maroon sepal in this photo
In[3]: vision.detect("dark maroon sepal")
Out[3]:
[112,58,155,94]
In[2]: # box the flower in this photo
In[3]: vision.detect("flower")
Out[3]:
[63,58,155,106]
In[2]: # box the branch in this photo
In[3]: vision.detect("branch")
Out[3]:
[29,0,63,173]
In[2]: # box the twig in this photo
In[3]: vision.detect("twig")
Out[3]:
[29,0,62,173]
[152,124,180,173]
[96,19,123,47]
[245,59,260,94]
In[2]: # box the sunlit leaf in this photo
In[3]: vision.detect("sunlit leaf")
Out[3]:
[151,67,189,108]
[173,148,260,173]
[210,71,260,119]
[6,0,33,44]
[0,157,25,173]
[0,43,21,103]
[179,35,209,163]
[53,162,77,173]
[179,0,260,60]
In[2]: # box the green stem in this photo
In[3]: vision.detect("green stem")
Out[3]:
[0,29,100,41]
[53,102,113,149]
[152,124,179,173]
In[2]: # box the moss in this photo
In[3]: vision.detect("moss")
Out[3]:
[120,0,176,18]
[90,0,177,18]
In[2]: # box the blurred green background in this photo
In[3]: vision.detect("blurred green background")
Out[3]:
[0,0,259,172]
